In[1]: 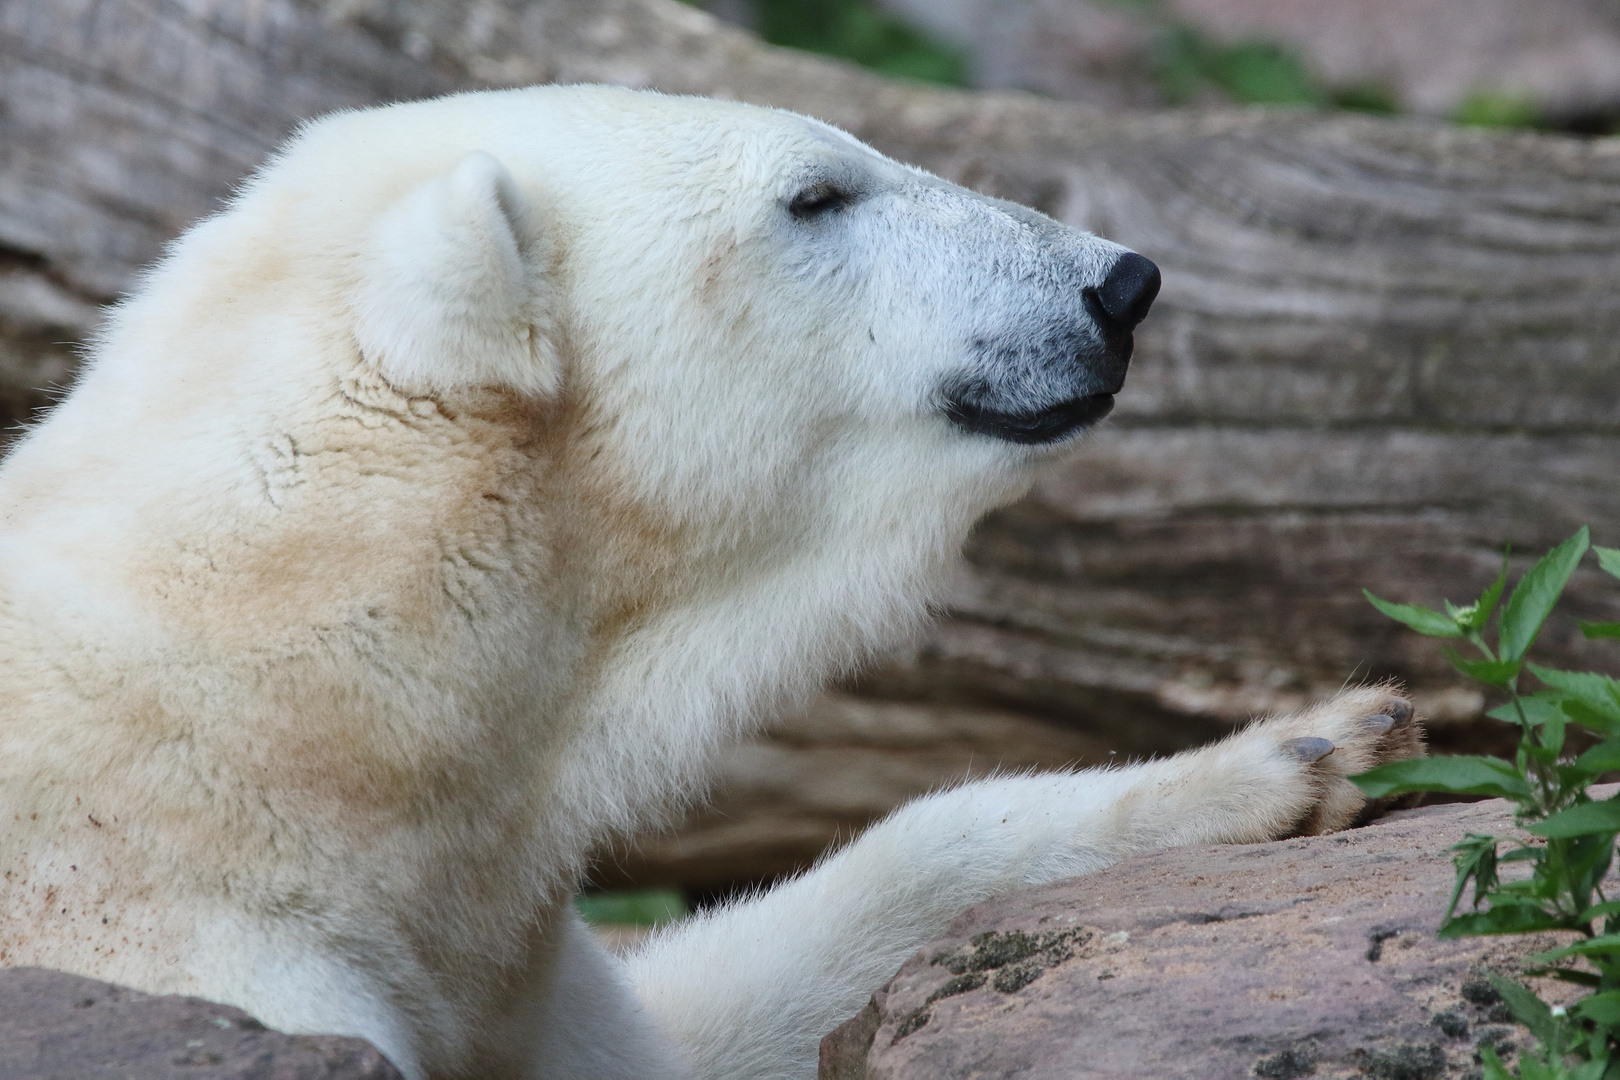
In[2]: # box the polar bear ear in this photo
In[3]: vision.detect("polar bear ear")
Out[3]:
[353,151,559,398]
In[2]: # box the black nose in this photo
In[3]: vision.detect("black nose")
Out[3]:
[1093,252,1161,331]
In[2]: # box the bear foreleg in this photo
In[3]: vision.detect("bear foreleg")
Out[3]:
[619,685,1421,1080]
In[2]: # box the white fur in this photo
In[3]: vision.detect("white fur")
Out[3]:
[355,150,560,398]
[0,86,1414,1079]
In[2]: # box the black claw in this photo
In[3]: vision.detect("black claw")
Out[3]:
[1381,699,1414,725]
[1284,737,1336,764]
[1363,714,1397,735]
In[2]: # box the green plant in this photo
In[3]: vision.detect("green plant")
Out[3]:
[575,888,689,927]
[1329,82,1400,116]
[688,0,967,85]
[1154,30,1324,107]
[1353,527,1620,1078]
[1456,89,1542,129]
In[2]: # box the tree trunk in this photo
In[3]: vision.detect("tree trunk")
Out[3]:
[4,0,1618,894]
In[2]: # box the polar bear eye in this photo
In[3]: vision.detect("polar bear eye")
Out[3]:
[788,182,855,220]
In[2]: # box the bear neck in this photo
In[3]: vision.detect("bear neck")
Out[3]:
[0,286,1000,1003]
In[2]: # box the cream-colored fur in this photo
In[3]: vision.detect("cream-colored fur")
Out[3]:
[0,86,1421,1079]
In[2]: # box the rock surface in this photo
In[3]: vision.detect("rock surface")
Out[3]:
[0,967,401,1079]
[819,797,1578,1079]
[6,0,1620,897]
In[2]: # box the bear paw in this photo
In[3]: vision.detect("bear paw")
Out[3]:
[1257,685,1425,836]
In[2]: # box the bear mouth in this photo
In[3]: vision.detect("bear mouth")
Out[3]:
[943,392,1116,445]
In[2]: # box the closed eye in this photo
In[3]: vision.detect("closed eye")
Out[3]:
[788,182,855,220]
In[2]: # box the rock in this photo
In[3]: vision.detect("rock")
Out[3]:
[7,0,1620,898]
[818,797,1580,1079]
[875,0,1620,124]
[0,967,401,1079]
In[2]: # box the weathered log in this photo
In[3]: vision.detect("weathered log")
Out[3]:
[3,0,1618,895]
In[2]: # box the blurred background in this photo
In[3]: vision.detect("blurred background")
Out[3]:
[4,0,1620,934]
[690,0,1620,130]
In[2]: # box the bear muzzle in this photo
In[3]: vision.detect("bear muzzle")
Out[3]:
[1086,252,1161,339]
[944,251,1160,446]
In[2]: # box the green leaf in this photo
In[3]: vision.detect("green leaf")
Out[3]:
[1574,990,1620,1027]
[573,888,687,927]
[1521,1053,1557,1080]
[1575,739,1620,774]
[1441,903,1565,937]
[1580,900,1620,923]
[1597,545,1620,581]
[1569,700,1620,739]
[1351,756,1531,800]
[1447,833,1500,916]
[1528,799,1620,838]
[1543,709,1568,757]
[1449,654,1522,687]
[1488,691,1569,727]
[1363,590,1465,637]
[1479,1045,1514,1080]
[1536,966,1603,988]
[1492,876,1549,898]
[1500,845,1545,863]
[1532,666,1620,734]
[1489,972,1555,1041]
[1559,831,1616,913]
[1581,621,1620,641]
[1472,554,1511,632]
[1525,932,1620,964]
[1500,527,1590,661]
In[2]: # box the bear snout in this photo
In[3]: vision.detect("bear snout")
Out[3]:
[941,249,1159,447]
[1087,252,1161,336]
[1078,250,1160,388]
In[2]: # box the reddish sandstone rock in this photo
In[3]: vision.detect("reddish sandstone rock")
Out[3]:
[821,798,1582,1079]
[0,967,401,1079]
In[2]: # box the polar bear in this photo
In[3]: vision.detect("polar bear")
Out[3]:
[0,86,1421,1079]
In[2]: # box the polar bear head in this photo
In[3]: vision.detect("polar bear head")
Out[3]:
[6,86,1157,839]
[264,87,1157,540]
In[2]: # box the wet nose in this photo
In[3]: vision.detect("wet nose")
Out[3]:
[1093,252,1161,332]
